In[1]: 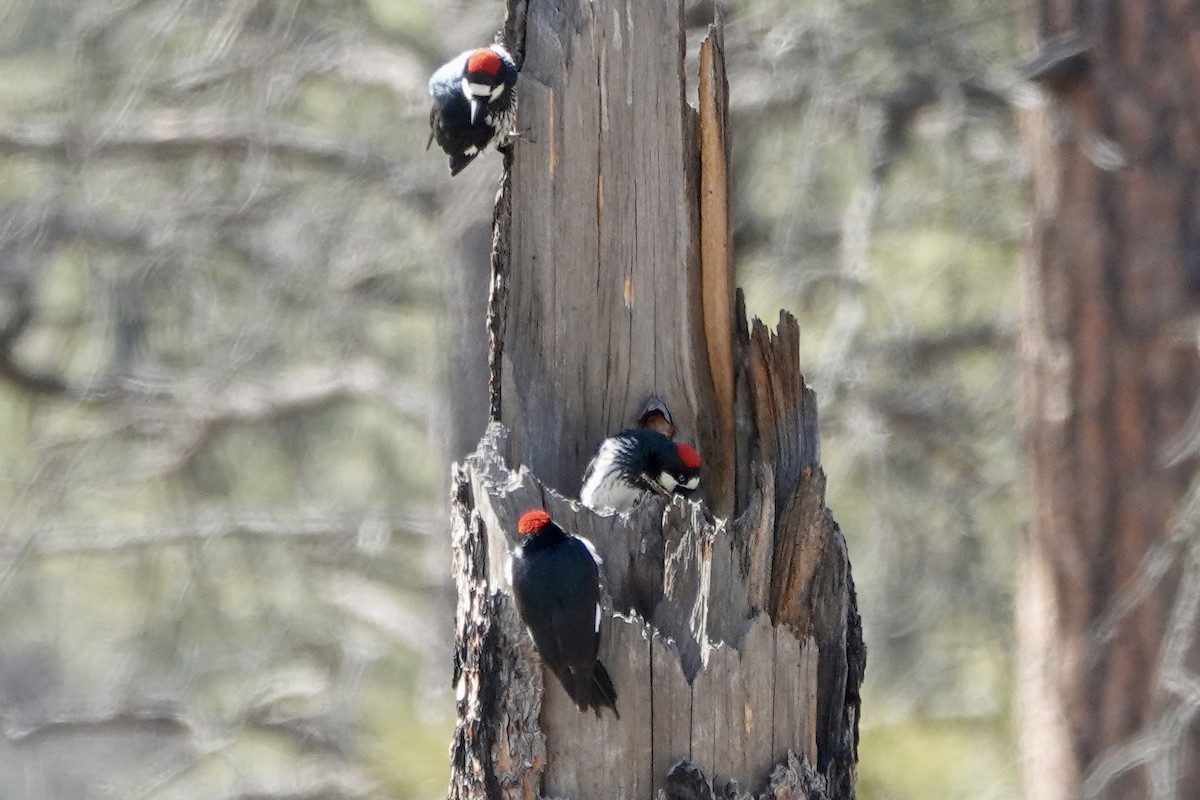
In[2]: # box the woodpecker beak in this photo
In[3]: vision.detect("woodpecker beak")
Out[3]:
[469,97,481,124]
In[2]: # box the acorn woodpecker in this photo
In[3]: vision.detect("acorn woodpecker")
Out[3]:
[427,44,518,176]
[580,429,702,514]
[508,509,619,719]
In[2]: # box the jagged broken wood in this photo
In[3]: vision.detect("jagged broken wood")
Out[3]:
[450,408,859,797]
[450,369,859,799]
[448,2,862,799]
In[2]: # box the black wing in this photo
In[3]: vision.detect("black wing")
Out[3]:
[547,538,602,671]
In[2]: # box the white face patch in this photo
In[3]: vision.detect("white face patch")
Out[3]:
[682,475,700,491]
[490,83,504,100]
[595,604,601,633]
[463,79,493,98]
[657,471,679,493]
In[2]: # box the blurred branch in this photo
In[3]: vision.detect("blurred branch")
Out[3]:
[127,358,432,474]
[322,571,437,650]
[1093,483,1200,647]
[5,704,369,797]
[215,774,372,800]
[0,276,99,402]
[863,319,1017,366]
[27,507,436,554]
[1162,331,1200,467]
[180,359,431,424]
[1081,480,1200,798]
[0,352,77,399]
[0,116,410,184]
[2,699,193,742]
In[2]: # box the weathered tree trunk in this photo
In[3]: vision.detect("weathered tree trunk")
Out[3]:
[1016,3,1200,799]
[449,3,863,799]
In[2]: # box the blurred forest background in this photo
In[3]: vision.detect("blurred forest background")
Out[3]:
[0,0,1024,798]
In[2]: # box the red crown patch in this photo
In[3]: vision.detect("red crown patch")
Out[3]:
[517,508,552,535]
[466,48,503,76]
[676,442,701,469]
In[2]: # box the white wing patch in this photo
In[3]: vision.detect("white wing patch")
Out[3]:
[581,438,643,512]
[595,603,601,633]
[429,52,469,94]
[577,535,602,565]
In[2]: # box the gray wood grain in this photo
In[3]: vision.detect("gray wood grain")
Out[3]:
[504,0,718,497]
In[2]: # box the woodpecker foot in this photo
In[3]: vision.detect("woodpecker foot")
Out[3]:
[506,127,536,145]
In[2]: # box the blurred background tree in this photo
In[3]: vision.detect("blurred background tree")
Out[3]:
[0,1,1025,798]
[1017,4,1200,800]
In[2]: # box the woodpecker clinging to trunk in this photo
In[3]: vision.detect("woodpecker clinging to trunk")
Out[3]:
[427,44,518,176]
[580,429,702,514]
[507,509,619,719]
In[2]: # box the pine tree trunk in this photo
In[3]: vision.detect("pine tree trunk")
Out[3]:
[1016,3,1200,799]
[448,4,863,798]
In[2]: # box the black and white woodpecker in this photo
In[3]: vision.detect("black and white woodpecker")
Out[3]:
[580,429,702,514]
[507,508,619,718]
[426,44,518,175]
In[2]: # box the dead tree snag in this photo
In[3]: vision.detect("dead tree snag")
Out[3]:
[449,3,862,799]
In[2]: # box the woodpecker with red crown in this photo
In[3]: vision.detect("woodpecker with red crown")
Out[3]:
[427,44,518,175]
[507,509,619,718]
[580,429,702,514]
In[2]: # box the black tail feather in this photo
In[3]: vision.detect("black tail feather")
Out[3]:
[549,661,620,720]
[589,660,620,719]
[448,152,477,176]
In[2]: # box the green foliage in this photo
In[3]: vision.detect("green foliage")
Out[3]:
[363,654,457,798]
[858,711,1018,800]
